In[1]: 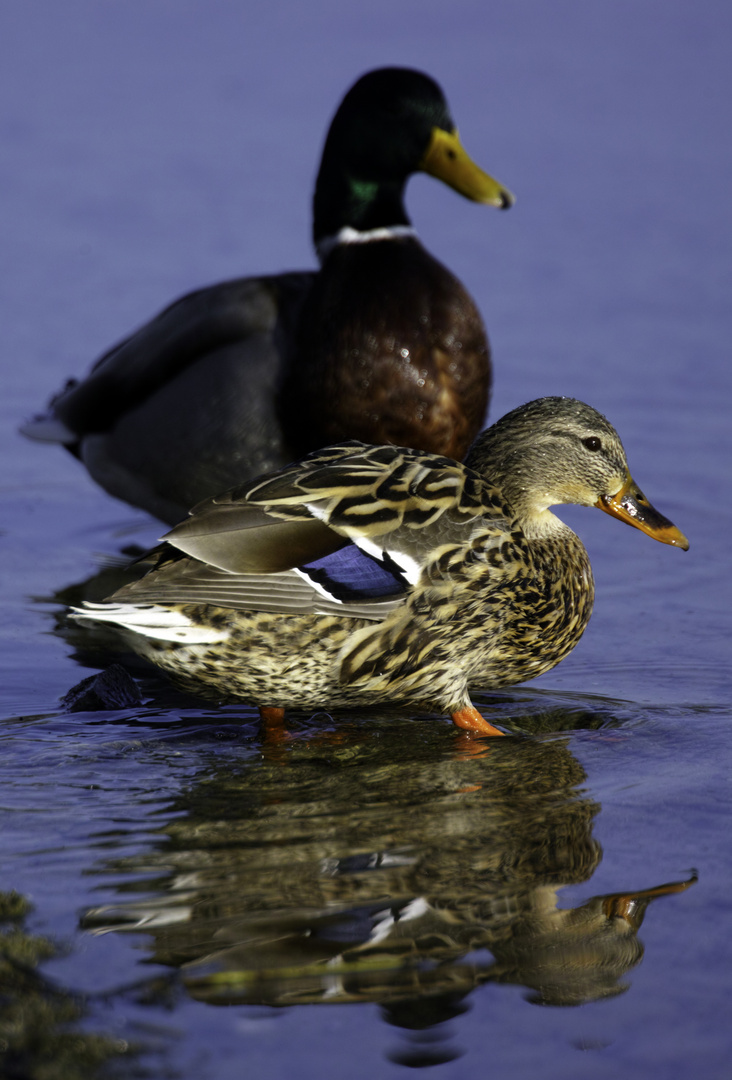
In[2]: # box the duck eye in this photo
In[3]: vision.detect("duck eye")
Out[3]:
[582,436,602,452]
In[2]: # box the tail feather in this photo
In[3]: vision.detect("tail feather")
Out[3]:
[71,602,228,644]
[20,414,77,445]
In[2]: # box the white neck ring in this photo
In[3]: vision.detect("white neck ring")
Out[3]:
[316,225,418,262]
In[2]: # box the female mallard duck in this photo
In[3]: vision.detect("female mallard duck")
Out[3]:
[22,68,513,525]
[74,398,688,735]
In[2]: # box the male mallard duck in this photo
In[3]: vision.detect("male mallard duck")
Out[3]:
[74,398,688,735]
[21,67,513,524]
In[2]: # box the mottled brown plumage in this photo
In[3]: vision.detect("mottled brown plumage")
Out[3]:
[73,398,688,732]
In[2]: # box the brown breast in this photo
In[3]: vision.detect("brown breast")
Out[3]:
[279,237,491,461]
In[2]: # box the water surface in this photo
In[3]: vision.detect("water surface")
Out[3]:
[1,2,730,1077]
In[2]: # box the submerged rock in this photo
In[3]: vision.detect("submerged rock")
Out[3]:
[61,664,142,712]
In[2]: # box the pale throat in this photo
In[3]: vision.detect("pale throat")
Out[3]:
[517,503,575,540]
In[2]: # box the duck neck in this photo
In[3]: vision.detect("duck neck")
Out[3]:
[504,475,573,540]
[466,444,577,542]
[312,164,412,251]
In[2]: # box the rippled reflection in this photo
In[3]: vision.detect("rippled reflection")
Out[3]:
[47,565,697,1067]
[79,712,694,1040]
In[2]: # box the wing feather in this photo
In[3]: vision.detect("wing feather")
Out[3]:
[163,443,510,587]
[96,443,515,627]
[108,555,401,621]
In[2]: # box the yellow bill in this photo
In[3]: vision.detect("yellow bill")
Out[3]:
[419,127,514,209]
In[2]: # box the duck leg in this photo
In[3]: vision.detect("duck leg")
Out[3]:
[450,705,505,736]
[259,705,286,724]
[258,705,288,738]
[258,704,287,730]
[257,705,292,763]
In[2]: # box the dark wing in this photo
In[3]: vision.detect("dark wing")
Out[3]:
[21,273,314,442]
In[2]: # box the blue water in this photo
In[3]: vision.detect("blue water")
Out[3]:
[1,2,731,1077]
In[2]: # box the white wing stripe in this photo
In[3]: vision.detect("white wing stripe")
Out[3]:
[71,603,227,644]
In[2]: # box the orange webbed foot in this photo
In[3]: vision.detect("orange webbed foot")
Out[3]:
[451,704,505,737]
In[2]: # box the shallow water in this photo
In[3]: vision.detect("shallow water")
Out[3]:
[1,2,731,1077]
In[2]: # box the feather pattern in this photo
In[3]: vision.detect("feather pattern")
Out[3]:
[72,398,688,731]
[170,441,503,582]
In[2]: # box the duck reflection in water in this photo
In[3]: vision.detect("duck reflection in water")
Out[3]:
[80,716,695,1033]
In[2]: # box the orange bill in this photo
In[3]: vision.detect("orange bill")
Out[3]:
[595,476,689,549]
[601,874,697,926]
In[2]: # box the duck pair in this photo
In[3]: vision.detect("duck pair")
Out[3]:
[26,69,688,734]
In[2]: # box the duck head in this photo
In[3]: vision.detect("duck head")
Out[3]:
[466,397,689,549]
[313,67,514,242]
